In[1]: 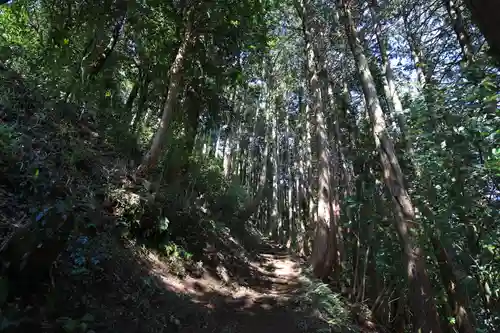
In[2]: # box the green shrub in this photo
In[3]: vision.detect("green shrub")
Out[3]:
[0,123,18,152]
[294,270,356,332]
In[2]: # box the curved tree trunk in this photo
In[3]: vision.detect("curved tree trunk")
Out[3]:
[138,21,193,174]
[87,10,126,81]
[444,0,474,64]
[341,2,442,332]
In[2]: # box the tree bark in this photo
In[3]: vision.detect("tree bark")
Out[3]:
[138,20,193,174]
[341,2,442,332]
[296,0,340,280]
[430,233,475,333]
[124,82,139,124]
[464,0,500,62]
[444,0,474,64]
[87,11,126,81]
[131,77,150,134]
[269,93,280,238]
[369,2,406,134]
[403,12,429,88]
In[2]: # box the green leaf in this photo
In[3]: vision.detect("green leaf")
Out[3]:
[266,38,278,48]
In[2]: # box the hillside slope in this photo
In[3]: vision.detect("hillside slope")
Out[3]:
[0,67,362,333]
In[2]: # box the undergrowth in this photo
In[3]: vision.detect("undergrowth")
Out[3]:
[294,269,358,333]
[0,66,360,333]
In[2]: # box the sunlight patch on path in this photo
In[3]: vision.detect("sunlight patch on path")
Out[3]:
[142,249,304,310]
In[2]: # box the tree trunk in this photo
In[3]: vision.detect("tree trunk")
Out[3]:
[392,288,407,333]
[430,233,475,333]
[138,21,193,174]
[464,0,500,62]
[341,2,442,332]
[238,79,274,221]
[224,90,242,178]
[369,2,406,134]
[403,13,429,89]
[124,82,139,124]
[444,0,474,64]
[269,93,280,238]
[183,90,201,157]
[87,11,126,81]
[297,84,311,255]
[131,77,150,134]
[296,0,339,280]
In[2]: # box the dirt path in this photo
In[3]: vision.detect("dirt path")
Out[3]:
[3,235,336,333]
[146,244,328,333]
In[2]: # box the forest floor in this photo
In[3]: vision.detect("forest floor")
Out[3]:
[139,241,331,333]
[2,230,345,333]
[0,66,360,333]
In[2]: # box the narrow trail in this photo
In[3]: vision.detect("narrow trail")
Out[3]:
[145,243,328,333]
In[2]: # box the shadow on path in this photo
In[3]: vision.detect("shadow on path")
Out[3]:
[5,237,330,333]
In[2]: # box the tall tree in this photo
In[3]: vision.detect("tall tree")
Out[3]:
[340,1,442,332]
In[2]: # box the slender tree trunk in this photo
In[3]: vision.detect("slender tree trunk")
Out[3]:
[238,138,249,185]
[430,233,475,333]
[269,93,279,238]
[285,110,295,248]
[232,121,243,179]
[403,13,429,89]
[87,12,126,81]
[238,79,273,221]
[296,0,340,280]
[124,82,138,124]
[392,287,407,333]
[369,2,406,134]
[341,2,442,332]
[183,91,201,158]
[224,90,242,178]
[138,21,193,174]
[223,133,234,178]
[328,85,346,281]
[444,0,474,64]
[131,76,150,134]
[297,85,311,255]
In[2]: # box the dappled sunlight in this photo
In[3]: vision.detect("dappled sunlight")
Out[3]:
[146,241,303,306]
[117,240,333,333]
[1,0,498,331]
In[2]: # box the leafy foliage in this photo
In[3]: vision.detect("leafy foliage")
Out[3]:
[0,0,500,332]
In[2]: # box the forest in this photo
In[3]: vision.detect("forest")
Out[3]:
[0,0,499,332]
